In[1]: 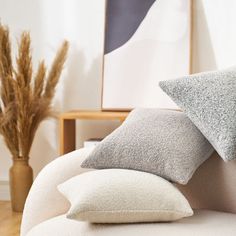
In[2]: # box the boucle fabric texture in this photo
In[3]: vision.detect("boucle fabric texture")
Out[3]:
[159,67,236,161]
[81,109,214,184]
[58,169,193,223]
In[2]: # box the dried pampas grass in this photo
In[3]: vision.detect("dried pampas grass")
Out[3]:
[0,24,69,160]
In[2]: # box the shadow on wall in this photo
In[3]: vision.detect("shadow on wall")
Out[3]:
[62,47,103,110]
[192,0,217,73]
[30,46,119,172]
[29,47,106,177]
[30,120,58,178]
[62,47,120,148]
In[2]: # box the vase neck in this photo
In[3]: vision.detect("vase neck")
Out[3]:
[13,158,29,165]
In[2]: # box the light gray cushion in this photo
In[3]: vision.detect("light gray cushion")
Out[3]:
[159,67,236,161]
[81,109,214,184]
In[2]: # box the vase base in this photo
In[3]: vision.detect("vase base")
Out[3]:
[9,159,33,212]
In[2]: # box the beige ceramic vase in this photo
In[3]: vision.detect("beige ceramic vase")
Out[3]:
[9,158,33,212]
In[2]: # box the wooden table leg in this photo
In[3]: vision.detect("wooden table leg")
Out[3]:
[59,118,76,155]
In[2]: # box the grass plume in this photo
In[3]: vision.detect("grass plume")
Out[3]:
[0,24,69,159]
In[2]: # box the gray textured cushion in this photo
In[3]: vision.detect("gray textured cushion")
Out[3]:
[81,109,214,184]
[159,67,236,161]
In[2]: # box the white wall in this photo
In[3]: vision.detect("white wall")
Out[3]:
[192,0,236,72]
[0,0,236,199]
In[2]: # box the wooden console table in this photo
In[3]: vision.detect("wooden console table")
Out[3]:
[59,110,129,155]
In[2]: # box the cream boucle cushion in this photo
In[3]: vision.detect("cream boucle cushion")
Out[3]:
[58,169,193,223]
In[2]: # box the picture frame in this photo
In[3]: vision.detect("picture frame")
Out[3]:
[102,0,193,111]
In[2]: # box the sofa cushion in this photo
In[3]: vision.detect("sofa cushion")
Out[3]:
[58,169,193,223]
[26,210,236,236]
[82,109,214,184]
[159,66,236,161]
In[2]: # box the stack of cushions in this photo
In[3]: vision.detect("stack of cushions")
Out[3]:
[58,66,236,224]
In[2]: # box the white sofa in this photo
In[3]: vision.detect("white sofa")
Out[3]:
[21,148,236,236]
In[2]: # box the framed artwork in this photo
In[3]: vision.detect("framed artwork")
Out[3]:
[102,0,192,110]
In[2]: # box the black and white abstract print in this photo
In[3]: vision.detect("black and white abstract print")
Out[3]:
[103,0,191,110]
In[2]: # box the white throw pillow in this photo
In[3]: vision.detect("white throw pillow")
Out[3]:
[58,169,193,223]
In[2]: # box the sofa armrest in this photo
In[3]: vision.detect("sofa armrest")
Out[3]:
[21,147,94,236]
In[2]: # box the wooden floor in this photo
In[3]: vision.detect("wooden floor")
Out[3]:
[0,201,22,236]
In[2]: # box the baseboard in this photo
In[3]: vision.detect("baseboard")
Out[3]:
[0,180,10,200]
